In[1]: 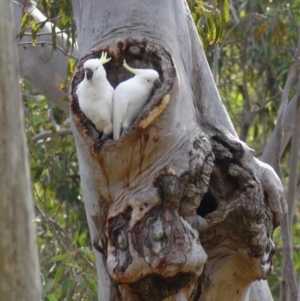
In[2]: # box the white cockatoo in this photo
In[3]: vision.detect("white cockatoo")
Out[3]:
[113,60,161,140]
[76,52,114,139]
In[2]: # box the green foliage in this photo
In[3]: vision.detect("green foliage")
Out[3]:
[18,0,76,52]
[191,0,299,147]
[59,58,77,92]
[37,0,76,52]
[23,81,97,301]
[191,0,230,48]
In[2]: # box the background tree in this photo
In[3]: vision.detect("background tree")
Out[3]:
[12,0,300,300]
[0,0,41,299]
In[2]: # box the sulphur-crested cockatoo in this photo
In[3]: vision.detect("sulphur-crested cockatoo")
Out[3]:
[113,60,161,140]
[76,52,113,139]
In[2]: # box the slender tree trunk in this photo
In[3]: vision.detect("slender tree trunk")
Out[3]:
[0,1,41,300]
[69,1,283,300]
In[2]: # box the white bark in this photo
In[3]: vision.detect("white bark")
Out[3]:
[71,123,118,300]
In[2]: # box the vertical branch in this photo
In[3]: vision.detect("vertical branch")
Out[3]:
[275,33,300,301]
[287,79,300,228]
[261,95,297,165]
[280,77,300,299]
[274,34,300,177]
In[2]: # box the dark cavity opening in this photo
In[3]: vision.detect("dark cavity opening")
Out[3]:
[197,191,218,217]
[70,38,176,146]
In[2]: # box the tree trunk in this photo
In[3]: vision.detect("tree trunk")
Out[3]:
[0,1,42,300]
[68,1,284,300]
[69,0,283,300]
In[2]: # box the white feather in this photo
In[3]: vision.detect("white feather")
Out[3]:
[113,61,161,140]
[76,57,114,136]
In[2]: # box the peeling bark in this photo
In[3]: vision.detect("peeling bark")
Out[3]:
[69,1,282,300]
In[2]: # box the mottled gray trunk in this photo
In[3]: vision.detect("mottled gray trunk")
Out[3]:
[0,1,42,300]
[70,0,282,300]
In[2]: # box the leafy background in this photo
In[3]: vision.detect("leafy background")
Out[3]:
[19,0,300,300]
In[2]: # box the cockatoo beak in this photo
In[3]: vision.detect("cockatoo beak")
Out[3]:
[123,60,139,75]
[86,68,93,80]
[154,78,162,88]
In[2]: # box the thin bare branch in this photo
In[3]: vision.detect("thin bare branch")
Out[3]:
[34,195,69,253]
[274,33,300,176]
[17,41,78,59]
[229,0,239,24]
[31,128,73,142]
[48,216,95,268]
[19,30,66,37]
[277,245,300,252]
[287,79,300,228]
[275,32,300,301]
[261,94,298,163]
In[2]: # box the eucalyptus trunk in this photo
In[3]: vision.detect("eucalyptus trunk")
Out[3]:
[70,1,282,300]
[0,0,41,299]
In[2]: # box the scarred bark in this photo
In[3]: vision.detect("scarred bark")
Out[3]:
[69,1,282,300]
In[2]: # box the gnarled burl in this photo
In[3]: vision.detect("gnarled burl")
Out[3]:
[70,37,282,301]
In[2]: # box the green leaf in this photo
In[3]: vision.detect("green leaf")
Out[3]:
[86,277,98,294]
[66,262,80,269]
[43,280,54,294]
[54,266,64,283]
[33,167,44,181]
[36,20,47,32]
[256,22,268,41]
[66,58,76,81]
[30,19,37,47]
[61,279,76,294]
[20,12,30,37]
[49,253,69,263]
[45,295,58,301]
[222,0,230,22]
[79,247,94,261]
[206,13,216,45]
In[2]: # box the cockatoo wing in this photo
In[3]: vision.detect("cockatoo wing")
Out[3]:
[113,85,129,140]
[122,77,152,128]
